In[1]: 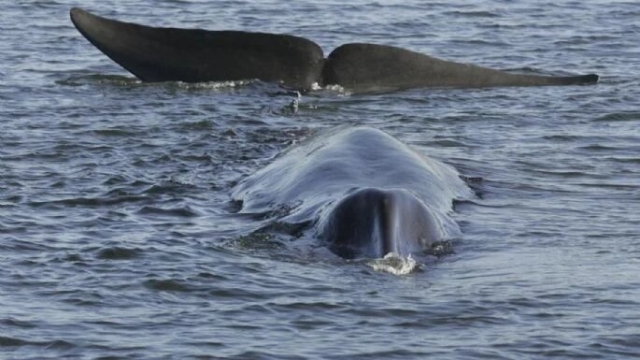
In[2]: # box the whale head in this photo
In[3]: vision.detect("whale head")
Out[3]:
[319,188,443,259]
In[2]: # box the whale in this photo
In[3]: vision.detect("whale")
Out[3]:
[70,8,599,93]
[231,126,472,259]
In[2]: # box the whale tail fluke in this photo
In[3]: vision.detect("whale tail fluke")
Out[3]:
[70,8,599,93]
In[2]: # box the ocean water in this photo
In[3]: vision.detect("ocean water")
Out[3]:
[1,1,639,359]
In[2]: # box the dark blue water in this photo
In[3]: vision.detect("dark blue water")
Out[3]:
[2,1,639,359]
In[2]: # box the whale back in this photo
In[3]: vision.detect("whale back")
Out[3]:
[232,127,471,255]
[70,8,324,88]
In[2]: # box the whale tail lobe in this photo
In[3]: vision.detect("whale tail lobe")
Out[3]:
[69,7,324,88]
[322,43,599,92]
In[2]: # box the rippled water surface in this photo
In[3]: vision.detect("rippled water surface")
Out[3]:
[2,1,639,359]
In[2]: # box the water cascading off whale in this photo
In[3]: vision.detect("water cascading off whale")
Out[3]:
[231,126,473,259]
[69,8,599,94]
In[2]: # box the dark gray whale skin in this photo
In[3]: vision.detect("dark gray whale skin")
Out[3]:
[231,126,469,259]
[70,8,599,93]
[322,43,599,93]
[69,8,324,89]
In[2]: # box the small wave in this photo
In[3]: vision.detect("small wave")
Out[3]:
[0,336,29,347]
[593,111,640,122]
[28,195,148,208]
[451,39,508,47]
[62,253,83,262]
[143,279,192,292]
[44,340,76,350]
[0,336,75,349]
[554,35,619,46]
[141,181,198,196]
[0,318,37,329]
[542,134,581,141]
[606,156,640,164]
[576,181,638,190]
[367,253,421,275]
[445,10,501,18]
[136,205,199,217]
[578,144,619,151]
[424,139,469,147]
[92,128,138,137]
[56,74,140,87]
[96,246,141,260]
[178,119,216,131]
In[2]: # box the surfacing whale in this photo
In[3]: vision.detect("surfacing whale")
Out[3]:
[231,126,472,259]
[69,8,599,93]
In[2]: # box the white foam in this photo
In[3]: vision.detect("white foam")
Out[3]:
[322,84,351,95]
[367,252,420,276]
[175,79,254,89]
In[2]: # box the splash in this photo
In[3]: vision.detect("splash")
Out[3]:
[367,252,421,275]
